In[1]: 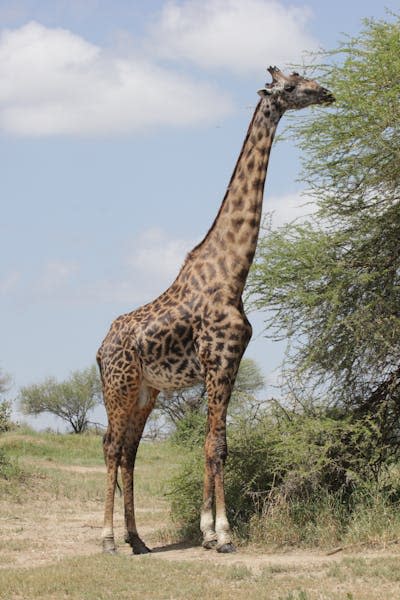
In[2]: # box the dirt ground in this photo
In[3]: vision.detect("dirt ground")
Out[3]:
[1,461,399,576]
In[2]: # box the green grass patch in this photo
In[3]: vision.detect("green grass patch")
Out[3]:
[0,431,182,514]
[0,428,104,465]
[0,447,22,481]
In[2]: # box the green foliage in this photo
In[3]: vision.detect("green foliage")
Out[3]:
[170,410,207,449]
[231,357,265,399]
[19,365,102,433]
[168,406,400,545]
[293,14,400,215]
[0,447,17,480]
[0,367,17,479]
[0,367,13,433]
[168,447,204,541]
[247,15,400,438]
[229,358,265,417]
[0,432,23,483]
[168,359,266,466]
[0,367,11,396]
[0,400,12,433]
[156,383,206,427]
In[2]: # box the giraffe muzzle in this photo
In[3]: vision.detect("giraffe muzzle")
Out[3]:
[319,88,335,104]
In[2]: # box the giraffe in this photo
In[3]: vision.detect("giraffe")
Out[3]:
[97,67,334,555]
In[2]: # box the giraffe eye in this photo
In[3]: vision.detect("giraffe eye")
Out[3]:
[285,85,295,93]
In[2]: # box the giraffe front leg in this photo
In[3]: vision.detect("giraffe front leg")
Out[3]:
[214,451,235,553]
[200,453,218,549]
[208,427,236,553]
[202,402,236,553]
[197,310,251,552]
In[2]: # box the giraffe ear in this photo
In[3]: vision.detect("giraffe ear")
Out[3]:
[257,88,272,97]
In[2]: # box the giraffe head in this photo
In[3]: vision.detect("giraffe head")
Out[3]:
[258,66,334,110]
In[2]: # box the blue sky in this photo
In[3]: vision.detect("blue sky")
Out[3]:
[0,0,396,429]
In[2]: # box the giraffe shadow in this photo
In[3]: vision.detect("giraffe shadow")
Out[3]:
[151,541,198,553]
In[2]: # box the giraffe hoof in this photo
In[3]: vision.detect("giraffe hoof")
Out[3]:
[132,543,151,555]
[202,539,218,550]
[128,533,151,554]
[216,542,237,553]
[102,537,117,555]
[102,546,118,555]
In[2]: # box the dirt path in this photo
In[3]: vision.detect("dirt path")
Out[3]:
[1,498,387,573]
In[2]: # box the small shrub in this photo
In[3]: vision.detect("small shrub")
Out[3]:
[0,447,21,481]
[0,400,13,433]
[170,410,207,449]
[0,401,22,483]
[250,489,348,547]
[344,482,400,546]
[168,448,204,541]
[168,406,399,547]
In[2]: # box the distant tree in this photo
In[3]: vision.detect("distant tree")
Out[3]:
[247,15,400,450]
[19,366,102,433]
[156,383,206,427]
[156,357,265,427]
[0,368,11,396]
[230,357,266,418]
[0,367,12,433]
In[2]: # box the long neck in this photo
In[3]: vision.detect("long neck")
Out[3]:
[192,97,282,298]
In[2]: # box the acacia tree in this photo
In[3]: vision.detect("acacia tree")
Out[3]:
[156,357,265,427]
[19,366,102,433]
[247,15,400,436]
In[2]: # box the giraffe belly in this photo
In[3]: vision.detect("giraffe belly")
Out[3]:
[140,349,204,391]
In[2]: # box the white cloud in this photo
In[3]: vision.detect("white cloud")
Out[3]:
[86,228,196,306]
[128,227,195,282]
[0,228,195,307]
[0,270,20,295]
[0,3,319,136]
[0,21,233,136]
[265,191,316,227]
[149,0,317,74]
[0,201,315,308]
[101,198,316,307]
[36,260,79,294]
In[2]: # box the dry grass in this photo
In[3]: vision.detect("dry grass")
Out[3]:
[0,430,400,599]
[1,552,400,599]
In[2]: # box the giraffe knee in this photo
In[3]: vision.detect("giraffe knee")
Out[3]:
[121,445,137,468]
[216,439,228,463]
[103,433,123,463]
[206,435,228,472]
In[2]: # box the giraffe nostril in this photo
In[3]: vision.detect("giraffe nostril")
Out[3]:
[320,88,335,104]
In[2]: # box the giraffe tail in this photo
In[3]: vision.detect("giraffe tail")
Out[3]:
[102,432,122,497]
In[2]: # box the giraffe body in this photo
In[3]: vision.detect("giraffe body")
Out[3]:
[97,67,334,554]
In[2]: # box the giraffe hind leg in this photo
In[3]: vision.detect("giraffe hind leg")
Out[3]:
[121,384,158,554]
[101,355,143,554]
